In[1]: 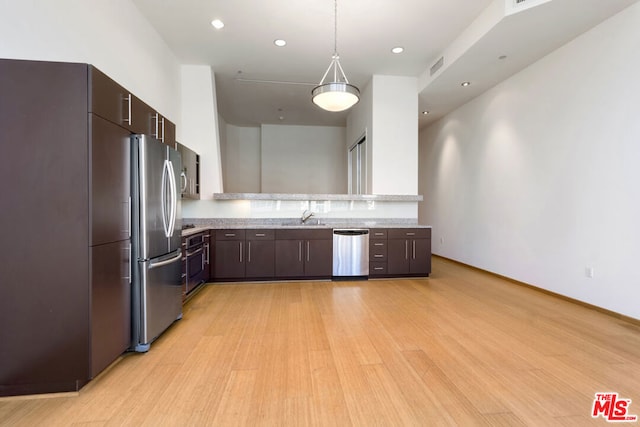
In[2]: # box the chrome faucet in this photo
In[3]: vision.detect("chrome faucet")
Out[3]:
[301,209,315,224]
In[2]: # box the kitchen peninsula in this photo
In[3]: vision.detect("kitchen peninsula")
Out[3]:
[180,191,431,291]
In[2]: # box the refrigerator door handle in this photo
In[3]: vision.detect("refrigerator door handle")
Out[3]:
[161,159,178,238]
[161,159,170,237]
[167,160,177,237]
[148,250,182,270]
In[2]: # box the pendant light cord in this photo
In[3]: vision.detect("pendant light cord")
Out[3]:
[317,0,353,85]
[333,0,338,56]
[333,0,339,82]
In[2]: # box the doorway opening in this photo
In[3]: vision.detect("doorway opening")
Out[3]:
[349,135,366,194]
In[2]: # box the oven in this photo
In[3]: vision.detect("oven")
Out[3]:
[184,231,209,294]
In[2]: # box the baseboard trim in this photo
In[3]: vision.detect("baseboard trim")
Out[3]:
[433,254,640,327]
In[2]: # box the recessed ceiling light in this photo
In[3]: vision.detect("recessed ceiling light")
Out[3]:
[274,39,287,47]
[211,19,224,29]
[391,47,404,54]
[421,111,430,115]
[498,55,507,60]
[461,81,471,87]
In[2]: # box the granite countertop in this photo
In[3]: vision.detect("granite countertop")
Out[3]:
[181,220,431,235]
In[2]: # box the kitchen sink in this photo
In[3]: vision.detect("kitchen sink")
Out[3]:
[280,219,326,226]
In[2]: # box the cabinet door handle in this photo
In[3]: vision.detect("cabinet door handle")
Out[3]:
[225,233,236,237]
[406,232,415,236]
[405,240,408,260]
[298,241,302,262]
[412,240,416,259]
[374,243,384,246]
[239,242,243,263]
[374,232,384,236]
[255,233,266,237]
[123,94,132,126]
[153,113,166,141]
[154,113,159,139]
[248,241,251,263]
[125,243,132,283]
[374,254,384,258]
[127,196,131,238]
[374,267,384,271]
[307,241,310,262]
[205,243,210,264]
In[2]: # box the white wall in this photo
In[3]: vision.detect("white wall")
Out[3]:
[223,125,262,193]
[0,0,180,123]
[261,124,347,194]
[371,75,418,195]
[347,76,418,195]
[419,3,640,319]
[180,65,223,199]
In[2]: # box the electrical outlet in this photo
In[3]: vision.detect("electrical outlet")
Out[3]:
[585,267,594,278]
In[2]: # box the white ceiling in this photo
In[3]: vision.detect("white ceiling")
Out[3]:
[132,0,638,129]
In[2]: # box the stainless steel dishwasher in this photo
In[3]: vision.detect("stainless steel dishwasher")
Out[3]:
[332,229,369,279]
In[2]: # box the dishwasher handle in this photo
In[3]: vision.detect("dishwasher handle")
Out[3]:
[333,229,369,236]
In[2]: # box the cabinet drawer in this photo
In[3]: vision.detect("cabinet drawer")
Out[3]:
[370,229,388,239]
[275,228,333,240]
[387,228,431,239]
[369,240,387,261]
[370,262,387,275]
[370,239,387,249]
[246,229,275,240]
[216,229,246,241]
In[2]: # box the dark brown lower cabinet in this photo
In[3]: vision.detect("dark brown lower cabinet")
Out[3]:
[387,228,432,277]
[274,229,332,279]
[207,227,428,283]
[274,240,305,277]
[369,230,389,277]
[410,238,432,275]
[213,230,275,281]
[304,239,333,277]
[388,239,411,275]
[215,240,245,279]
[90,241,131,378]
[245,239,275,278]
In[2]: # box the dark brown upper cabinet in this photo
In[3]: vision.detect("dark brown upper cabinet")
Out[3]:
[89,67,176,146]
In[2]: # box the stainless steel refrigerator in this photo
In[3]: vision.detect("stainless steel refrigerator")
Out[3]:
[131,134,183,352]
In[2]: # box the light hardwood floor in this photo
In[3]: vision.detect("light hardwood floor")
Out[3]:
[2,256,639,426]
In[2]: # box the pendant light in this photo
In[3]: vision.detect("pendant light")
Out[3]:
[311,0,360,112]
